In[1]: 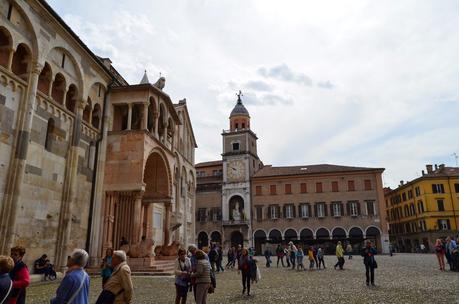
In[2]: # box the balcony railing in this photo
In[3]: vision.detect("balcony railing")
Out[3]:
[222,220,250,226]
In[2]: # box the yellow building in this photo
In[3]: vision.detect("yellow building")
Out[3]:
[385,164,459,252]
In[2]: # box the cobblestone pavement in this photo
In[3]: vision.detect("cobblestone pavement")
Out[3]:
[28,254,458,304]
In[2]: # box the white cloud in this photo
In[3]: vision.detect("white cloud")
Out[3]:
[48,0,459,187]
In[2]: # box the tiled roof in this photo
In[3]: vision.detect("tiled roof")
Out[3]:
[423,167,459,177]
[196,160,222,168]
[253,164,384,178]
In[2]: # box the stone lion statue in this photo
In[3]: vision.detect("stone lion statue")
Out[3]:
[154,241,181,257]
[123,237,155,258]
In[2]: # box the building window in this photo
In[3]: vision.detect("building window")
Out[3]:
[366,200,375,216]
[331,202,342,217]
[270,185,277,195]
[315,203,325,218]
[269,205,278,219]
[364,179,372,191]
[349,201,358,216]
[300,183,307,193]
[437,199,445,212]
[408,190,413,199]
[438,219,450,230]
[316,182,323,193]
[415,186,421,196]
[455,183,459,193]
[348,180,355,191]
[232,142,240,151]
[417,201,425,213]
[299,204,309,218]
[45,118,55,152]
[402,192,407,201]
[210,208,221,222]
[285,204,294,219]
[432,184,445,194]
[255,186,262,196]
[197,208,207,222]
[256,206,263,221]
[285,184,292,194]
[332,181,339,192]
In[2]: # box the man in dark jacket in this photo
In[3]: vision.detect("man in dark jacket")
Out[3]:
[361,241,377,286]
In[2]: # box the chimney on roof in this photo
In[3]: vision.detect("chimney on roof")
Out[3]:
[439,164,445,171]
[421,170,425,176]
[426,164,433,173]
[400,180,404,186]
[434,164,438,170]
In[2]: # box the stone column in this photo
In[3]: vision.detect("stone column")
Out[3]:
[132,191,144,244]
[54,101,84,271]
[153,111,159,138]
[127,103,132,130]
[88,91,111,265]
[6,48,14,71]
[142,102,149,130]
[0,62,41,254]
[164,202,172,246]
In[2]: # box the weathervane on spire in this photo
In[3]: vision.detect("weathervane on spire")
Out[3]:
[236,90,243,102]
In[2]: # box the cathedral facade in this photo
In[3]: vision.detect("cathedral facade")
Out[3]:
[0,0,196,269]
[196,95,390,254]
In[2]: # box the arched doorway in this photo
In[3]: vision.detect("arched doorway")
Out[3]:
[210,231,222,244]
[228,195,244,221]
[332,227,347,241]
[284,229,298,243]
[366,226,381,251]
[316,228,332,253]
[198,232,209,249]
[300,228,314,246]
[268,229,282,244]
[231,231,243,247]
[349,227,364,249]
[253,230,267,255]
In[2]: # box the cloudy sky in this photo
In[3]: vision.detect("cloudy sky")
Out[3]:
[48,0,459,188]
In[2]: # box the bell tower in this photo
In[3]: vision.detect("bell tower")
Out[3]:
[221,91,262,248]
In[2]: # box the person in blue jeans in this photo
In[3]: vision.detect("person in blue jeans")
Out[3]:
[51,249,90,304]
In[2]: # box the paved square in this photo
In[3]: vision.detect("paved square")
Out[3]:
[28,254,458,303]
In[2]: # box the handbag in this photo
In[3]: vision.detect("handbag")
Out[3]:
[95,289,124,304]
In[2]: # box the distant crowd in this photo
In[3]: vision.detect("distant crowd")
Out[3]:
[0,235,457,304]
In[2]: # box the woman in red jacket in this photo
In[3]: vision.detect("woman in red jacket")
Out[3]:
[9,246,30,304]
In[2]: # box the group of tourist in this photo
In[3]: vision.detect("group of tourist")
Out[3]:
[434,236,459,271]
[0,246,134,304]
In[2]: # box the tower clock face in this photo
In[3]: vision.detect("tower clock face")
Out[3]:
[227,159,246,181]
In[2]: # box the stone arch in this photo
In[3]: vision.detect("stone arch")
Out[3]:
[37,62,52,95]
[9,1,39,56]
[197,231,209,249]
[143,149,172,201]
[253,229,267,255]
[11,43,31,81]
[228,195,244,221]
[51,73,66,104]
[349,226,364,238]
[315,227,330,240]
[331,227,347,240]
[299,228,314,242]
[46,47,83,97]
[284,228,298,242]
[365,226,381,236]
[210,231,222,244]
[92,103,102,129]
[65,83,78,113]
[0,26,13,68]
[230,230,244,247]
[268,229,282,243]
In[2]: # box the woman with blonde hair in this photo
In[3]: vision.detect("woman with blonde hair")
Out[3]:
[434,239,446,271]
